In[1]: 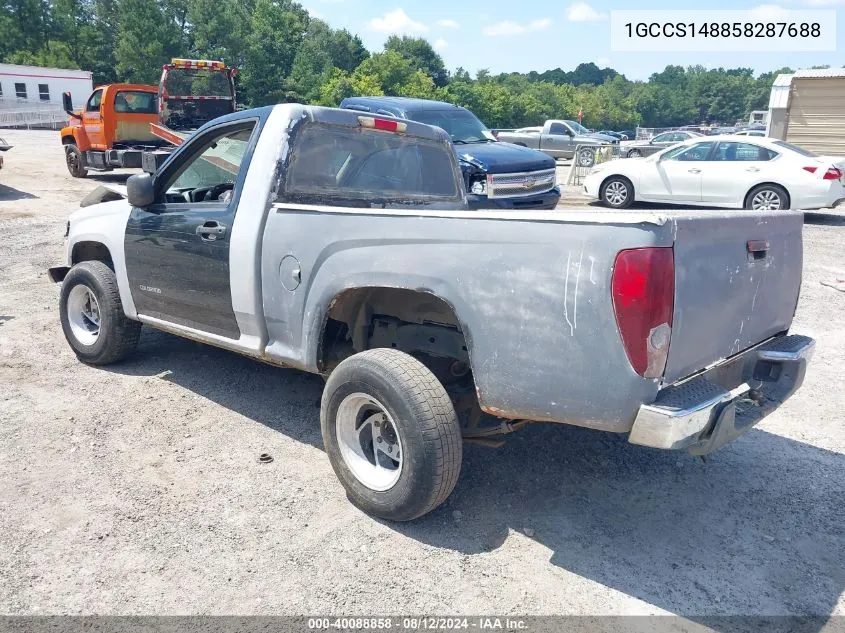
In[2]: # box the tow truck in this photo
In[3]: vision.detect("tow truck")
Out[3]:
[59,59,237,178]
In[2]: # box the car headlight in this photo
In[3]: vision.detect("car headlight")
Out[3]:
[470,178,487,195]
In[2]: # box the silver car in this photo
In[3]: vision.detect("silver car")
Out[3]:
[622,130,703,158]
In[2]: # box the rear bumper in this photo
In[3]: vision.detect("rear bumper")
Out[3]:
[629,334,815,455]
[466,187,561,210]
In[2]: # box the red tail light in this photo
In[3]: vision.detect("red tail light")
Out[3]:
[358,116,407,134]
[611,248,675,378]
[803,166,842,179]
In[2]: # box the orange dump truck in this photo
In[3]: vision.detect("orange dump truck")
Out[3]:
[59,59,237,178]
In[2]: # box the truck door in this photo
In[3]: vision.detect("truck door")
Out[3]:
[544,122,570,158]
[83,89,105,149]
[124,119,258,339]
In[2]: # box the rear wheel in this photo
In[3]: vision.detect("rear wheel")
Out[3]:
[627,149,642,158]
[600,176,634,209]
[577,147,596,167]
[746,184,790,211]
[65,144,87,178]
[321,349,462,521]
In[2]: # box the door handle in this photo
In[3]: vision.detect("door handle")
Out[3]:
[196,221,227,241]
[687,168,701,174]
[746,167,761,172]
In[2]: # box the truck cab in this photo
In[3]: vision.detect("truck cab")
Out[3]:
[340,96,560,210]
[59,84,164,177]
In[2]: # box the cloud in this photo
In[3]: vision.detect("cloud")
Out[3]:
[434,38,448,49]
[482,18,553,36]
[369,9,428,34]
[746,4,794,19]
[306,7,323,18]
[437,19,460,28]
[566,2,607,22]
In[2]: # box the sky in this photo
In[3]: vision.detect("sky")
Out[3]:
[300,0,844,80]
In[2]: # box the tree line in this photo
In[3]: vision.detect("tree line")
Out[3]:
[1,0,795,129]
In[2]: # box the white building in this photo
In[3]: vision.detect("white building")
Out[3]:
[0,63,93,108]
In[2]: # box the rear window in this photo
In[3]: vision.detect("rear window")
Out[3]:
[114,90,157,114]
[773,140,817,157]
[283,123,461,207]
[164,69,232,98]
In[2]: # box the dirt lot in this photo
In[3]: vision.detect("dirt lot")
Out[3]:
[0,130,844,622]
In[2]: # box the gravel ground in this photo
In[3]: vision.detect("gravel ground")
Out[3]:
[0,130,843,622]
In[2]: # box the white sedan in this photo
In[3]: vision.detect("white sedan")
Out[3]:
[584,135,845,210]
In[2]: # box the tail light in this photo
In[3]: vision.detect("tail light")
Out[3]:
[803,166,843,180]
[358,116,407,134]
[611,248,675,378]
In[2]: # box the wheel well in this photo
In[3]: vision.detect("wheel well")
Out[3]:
[71,241,113,269]
[600,174,634,195]
[61,135,76,146]
[744,182,790,208]
[320,287,471,386]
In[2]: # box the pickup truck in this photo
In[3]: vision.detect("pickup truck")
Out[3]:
[48,104,815,521]
[495,119,617,166]
[340,97,560,210]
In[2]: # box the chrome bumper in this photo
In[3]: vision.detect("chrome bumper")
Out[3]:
[629,334,815,455]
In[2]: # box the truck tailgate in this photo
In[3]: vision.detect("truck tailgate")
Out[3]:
[664,211,804,384]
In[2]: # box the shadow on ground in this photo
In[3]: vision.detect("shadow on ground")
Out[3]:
[107,328,844,628]
[0,184,38,201]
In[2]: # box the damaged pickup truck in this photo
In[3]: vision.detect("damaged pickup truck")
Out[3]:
[49,104,815,521]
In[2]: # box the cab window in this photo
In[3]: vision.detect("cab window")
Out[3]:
[548,122,567,135]
[86,90,102,112]
[161,122,256,204]
[114,90,157,114]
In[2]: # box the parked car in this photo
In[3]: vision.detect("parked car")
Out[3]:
[340,97,559,210]
[736,130,766,137]
[494,119,616,166]
[47,104,814,520]
[710,126,738,136]
[621,130,703,158]
[585,135,845,210]
[598,130,623,140]
[617,130,636,141]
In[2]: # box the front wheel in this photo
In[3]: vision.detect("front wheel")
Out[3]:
[746,184,790,211]
[59,261,141,364]
[627,149,642,158]
[64,144,87,178]
[321,349,462,521]
[600,176,634,209]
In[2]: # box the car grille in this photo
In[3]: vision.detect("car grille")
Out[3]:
[487,168,557,199]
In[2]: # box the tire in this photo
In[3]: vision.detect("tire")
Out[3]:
[59,261,141,365]
[600,176,634,209]
[627,149,642,158]
[745,184,790,211]
[321,348,462,521]
[65,144,88,178]
[577,147,596,167]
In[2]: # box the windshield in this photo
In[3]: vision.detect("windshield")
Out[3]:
[773,140,817,157]
[164,68,233,98]
[408,109,496,144]
[563,120,590,135]
[114,90,157,114]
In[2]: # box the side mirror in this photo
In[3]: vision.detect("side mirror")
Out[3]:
[127,174,156,208]
[62,92,81,119]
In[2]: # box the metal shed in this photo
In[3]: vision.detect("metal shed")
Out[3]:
[768,68,845,155]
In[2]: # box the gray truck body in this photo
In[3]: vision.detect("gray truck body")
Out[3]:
[495,120,616,160]
[54,103,814,455]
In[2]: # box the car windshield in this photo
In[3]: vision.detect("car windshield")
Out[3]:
[564,120,590,135]
[773,140,817,157]
[408,109,495,144]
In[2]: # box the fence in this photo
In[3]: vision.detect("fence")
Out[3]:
[565,144,620,186]
[0,98,70,130]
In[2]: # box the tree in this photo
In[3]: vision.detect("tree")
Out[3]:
[187,0,249,66]
[114,0,181,83]
[384,35,448,86]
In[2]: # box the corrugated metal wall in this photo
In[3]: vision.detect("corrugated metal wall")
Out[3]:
[786,78,845,155]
